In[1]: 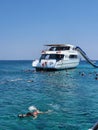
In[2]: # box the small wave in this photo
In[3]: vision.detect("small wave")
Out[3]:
[0,81,7,85]
[10,78,23,82]
[22,69,36,73]
[0,78,23,84]
[49,103,60,111]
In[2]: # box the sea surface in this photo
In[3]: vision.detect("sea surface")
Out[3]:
[0,60,98,130]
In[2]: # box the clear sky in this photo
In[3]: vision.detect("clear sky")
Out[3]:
[0,0,98,60]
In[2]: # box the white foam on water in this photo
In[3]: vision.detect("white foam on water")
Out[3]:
[49,103,60,111]
[10,78,23,82]
[28,106,37,111]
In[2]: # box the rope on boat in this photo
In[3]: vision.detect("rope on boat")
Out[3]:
[75,46,98,68]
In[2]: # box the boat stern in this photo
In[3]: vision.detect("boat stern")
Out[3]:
[32,59,57,70]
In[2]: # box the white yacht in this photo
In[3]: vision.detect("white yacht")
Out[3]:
[32,44,80,71]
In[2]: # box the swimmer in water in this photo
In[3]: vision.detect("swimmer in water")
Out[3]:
[18,108,52,119]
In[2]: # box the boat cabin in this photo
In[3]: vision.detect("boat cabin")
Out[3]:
[44,44,75,51]
[40,54,64,61]
[49,46,70,51]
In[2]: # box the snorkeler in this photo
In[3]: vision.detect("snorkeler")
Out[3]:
[18,106,52,119]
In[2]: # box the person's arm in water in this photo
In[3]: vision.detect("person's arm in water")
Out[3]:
[32,109,52,119]
[37,109,52,114]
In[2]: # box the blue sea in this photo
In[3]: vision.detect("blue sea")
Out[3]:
[0,60,98,130]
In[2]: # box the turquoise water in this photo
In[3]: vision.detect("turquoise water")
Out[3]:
[0,60,98,130]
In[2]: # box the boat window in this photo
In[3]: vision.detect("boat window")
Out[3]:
[49,46,70,51]
[56,46,70,51]
[50,54,64,60]
[45,55,50,59]
[49,47,56,51]
[40,54,64,60]
[40,54,46,59]
[62,46,70,50]
[72,47,76,50]
[69,55,78,58]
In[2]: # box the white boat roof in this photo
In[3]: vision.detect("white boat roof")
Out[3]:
[44,44,75,47]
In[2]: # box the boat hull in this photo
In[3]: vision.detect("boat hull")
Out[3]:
[32,59,80,71]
